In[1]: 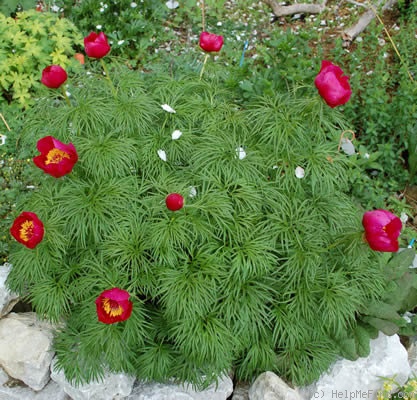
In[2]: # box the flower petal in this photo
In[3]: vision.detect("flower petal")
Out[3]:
[161,104,176,113]
[157,149,167,161]
[172,130,182,140]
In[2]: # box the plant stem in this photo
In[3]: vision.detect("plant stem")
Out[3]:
[0,113,11,131]
[61,86,71,107]
[201,0,206,32]
[199,54,210,80]
[100,59,117,96]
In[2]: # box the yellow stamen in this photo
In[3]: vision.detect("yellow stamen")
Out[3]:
[45,148,70,165]
[102,297,123,317]
[19,220,34,242]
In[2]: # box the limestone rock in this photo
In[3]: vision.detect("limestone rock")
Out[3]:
[248,372,301,400]
[126,374,233,400]
[0,377,70,400]
[0,264,19,317]
[298,333,411,400]
[50,357,135,400]
[0,312,55,391]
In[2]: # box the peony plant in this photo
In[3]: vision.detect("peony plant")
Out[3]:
[6,35,417,389]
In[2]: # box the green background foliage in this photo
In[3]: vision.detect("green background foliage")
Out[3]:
[0,9,82,109]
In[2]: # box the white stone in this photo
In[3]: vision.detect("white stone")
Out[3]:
[298,333,411,400]
[0,312,55,391]
[126,374,233,400]
[0,264,20,317]
[248,371,301,400]
[50,357,135,400]
[0,378,69,400]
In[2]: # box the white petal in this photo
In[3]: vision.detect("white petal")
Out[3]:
[295,166,305,179]
[400,212,409,224]
[235,146,246,160]
[166,0,179,8]
[340,138,355,156]
[0,134,6,146]
[118,40,125,45]
[189,186,197,198]
[157,149,167,161]
[161,104,176,113]
[172,130,182,140]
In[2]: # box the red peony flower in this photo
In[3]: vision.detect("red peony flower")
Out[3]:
[199,31,224,53]
[10,211,44,249]
[166,193,184,211]
[33,136,78,178]
[95,288,133,324]
[314,60,352,108]
[362,209,402,252]
[84,32,111,59]
[41,65,68,89]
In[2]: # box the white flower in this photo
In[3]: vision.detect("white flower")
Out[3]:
[99,7,105,12]
[130,1,137,7]
[50,5,60,12]
[96,25,102,29]
[157,149,167,161]
[363,153,370,159]
[161,104,176,113]
[235,146,246,160]
[295,166,305,179]
[189,186,197,198]
[0,134,6,146]
[166,0,179,9]
[217,22,222,26]
[171,130,182,140]
[118,40,125,45]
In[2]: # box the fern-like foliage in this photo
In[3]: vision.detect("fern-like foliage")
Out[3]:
[7,62,406,387]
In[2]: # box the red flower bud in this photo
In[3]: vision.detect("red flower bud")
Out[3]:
[41,65,68,89]
[199,31,224,53]
[84,32,111,59]
[10,211,44,249]
[95,288,133,324]
[314,60,352,108]
[33,136,78,178]
[166,193,184,211]
[362,209,402,252]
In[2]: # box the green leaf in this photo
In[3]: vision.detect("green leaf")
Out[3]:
[361,317,400,336]
[354,325,371,358]
[361,301,402,321]
[384,249,416,280]
[336,338,358,361]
